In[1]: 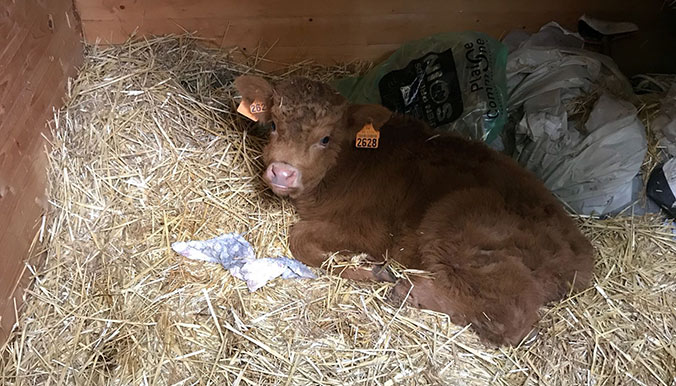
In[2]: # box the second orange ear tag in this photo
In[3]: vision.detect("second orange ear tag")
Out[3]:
[355,123,380,149]
[237,100,267,122]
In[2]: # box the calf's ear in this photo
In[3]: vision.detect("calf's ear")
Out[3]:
[347,104,392,130]
[234,75,274,123]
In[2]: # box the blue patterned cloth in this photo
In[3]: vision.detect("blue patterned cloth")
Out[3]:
[171,233,316,291]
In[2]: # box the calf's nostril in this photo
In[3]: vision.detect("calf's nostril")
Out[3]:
[266,163,299,188]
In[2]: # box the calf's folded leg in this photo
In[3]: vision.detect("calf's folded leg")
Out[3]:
[289,220,395,282]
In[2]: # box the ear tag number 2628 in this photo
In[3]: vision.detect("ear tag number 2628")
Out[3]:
[355,123,380,149]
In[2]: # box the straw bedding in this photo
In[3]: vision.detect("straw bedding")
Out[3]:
[1,36,675,385]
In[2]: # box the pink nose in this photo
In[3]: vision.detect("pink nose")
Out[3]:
[265,162,299,189]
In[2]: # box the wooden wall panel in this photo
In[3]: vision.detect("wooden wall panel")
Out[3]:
[74,0,673,74]
[0,0,83,345]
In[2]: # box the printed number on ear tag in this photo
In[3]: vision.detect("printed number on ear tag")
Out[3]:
[237,100,267,122]
[356,123,380,149]
[249,101,266,114]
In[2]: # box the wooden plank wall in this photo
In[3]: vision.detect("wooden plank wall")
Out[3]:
[74,0,673,74]
[0,0,83,345]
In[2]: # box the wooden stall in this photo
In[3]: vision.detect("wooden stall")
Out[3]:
[75,0,675,74]
[1,0,674,350]
[0,0,83,344]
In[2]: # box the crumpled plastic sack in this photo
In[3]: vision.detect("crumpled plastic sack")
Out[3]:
[503,22,585,53]
[172,233,316,292]
[647,158,676,217]
[505,24,647,216]
[333,31,508,143]
[515,93,647,215]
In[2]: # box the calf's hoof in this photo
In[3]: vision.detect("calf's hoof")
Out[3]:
[388,279,422,308]
[371,264,397,283]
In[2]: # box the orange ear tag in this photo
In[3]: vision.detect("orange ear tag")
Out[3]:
[237,100,266,122]
[355,123,380,149]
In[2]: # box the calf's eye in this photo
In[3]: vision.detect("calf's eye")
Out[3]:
[270,122,276,132]
[320,136,330,146]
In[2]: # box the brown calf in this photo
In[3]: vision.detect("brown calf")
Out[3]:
[234,76,594,346]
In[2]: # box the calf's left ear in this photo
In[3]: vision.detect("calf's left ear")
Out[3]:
[347,104,393,130]
[234,75,274,123]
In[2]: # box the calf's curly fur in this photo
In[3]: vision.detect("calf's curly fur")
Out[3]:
[235,75,594,346]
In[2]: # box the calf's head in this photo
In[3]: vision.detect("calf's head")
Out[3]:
[235,76,391,198]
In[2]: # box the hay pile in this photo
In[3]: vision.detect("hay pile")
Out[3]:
[1,36,675,385]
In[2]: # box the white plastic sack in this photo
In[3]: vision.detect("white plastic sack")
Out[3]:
[516,94,646,215]
[505,24,646,215]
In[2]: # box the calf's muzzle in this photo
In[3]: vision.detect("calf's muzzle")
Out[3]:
[264,162,300,192]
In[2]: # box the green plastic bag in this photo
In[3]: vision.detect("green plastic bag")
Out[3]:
[333,31,508,143]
